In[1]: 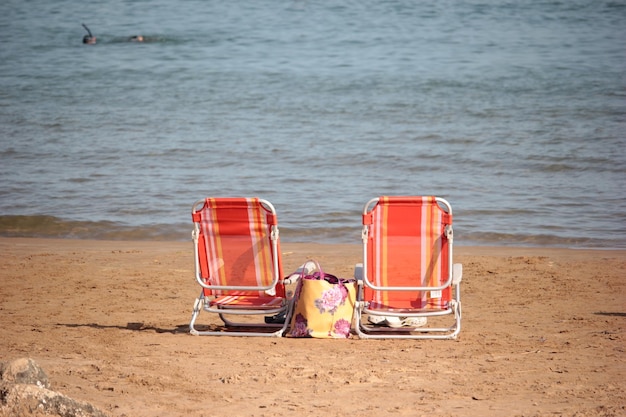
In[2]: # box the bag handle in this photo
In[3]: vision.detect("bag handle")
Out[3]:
[300,260,351,286]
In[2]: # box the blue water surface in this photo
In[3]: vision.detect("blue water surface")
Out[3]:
[0,0,624,247]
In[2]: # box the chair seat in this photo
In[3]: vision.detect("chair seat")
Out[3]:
[364,304,453,319]
[366,300,451,311]
[209,295,285,310]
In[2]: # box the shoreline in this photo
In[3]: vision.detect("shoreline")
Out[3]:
[1,237,624,416]
[2,236,624,255]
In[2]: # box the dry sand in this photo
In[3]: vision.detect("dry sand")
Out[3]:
[0,237,624,417]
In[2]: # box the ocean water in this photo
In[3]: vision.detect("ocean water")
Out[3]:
[0,0,624,248]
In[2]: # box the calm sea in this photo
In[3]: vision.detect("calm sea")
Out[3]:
[0,0,624,248]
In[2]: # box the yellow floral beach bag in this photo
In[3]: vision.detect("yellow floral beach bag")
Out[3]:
[288,261,356,339]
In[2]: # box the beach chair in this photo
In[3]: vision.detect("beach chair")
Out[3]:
[189,197,292,337]
[354,196,462,339]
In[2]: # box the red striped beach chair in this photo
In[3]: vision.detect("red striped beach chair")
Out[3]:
[354,196,462,339]
[189,198,291,336]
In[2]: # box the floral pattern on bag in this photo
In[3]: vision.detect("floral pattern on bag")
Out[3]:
[315,285,347,314]
[333,318,351,337]
[290,313,311,337]
[314,285,351,337]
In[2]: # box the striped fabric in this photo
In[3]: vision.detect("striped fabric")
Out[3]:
[363,196,452,310]
[209,294,285,309]
[192,198,285,303]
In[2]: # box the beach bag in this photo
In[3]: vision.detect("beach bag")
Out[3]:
[288,260,356,339]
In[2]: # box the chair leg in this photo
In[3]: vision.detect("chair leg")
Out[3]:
[355,306,462,340]
[190,295,291,337]
[189,295,204,336]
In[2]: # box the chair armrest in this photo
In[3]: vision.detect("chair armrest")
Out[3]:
[283,261,317,285]
[452,263,463,285]
[283,273,299,285]
[354,263,364,281]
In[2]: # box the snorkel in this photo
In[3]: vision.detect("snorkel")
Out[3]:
[82,23,96,44]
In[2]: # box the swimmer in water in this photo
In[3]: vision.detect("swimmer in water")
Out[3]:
[130,35,144,42]
[82,23,96,44]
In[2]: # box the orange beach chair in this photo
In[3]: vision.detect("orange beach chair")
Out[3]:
[354,196,462,339]
[189,197,292,336]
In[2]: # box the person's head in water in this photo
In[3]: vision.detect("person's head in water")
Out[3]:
[82,23,96,45]
[130,35,144,42]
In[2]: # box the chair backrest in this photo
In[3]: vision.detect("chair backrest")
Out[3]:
[192,198,285,297]
[362,196,453,309]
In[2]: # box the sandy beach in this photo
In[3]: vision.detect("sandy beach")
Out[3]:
[0,237,624,417]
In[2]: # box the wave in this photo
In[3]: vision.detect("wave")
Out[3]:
[1,215,623,249]
[0,215,188,241]
[0,215,360,244]
[460,231,625,250]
